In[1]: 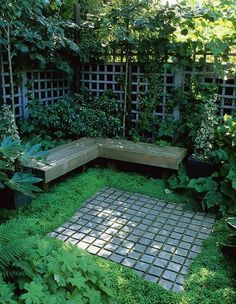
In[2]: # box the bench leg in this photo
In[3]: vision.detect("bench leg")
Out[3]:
[107,160,116,171]
[42,182,49,192]
[162,170,171,180]
[82,165,87,173]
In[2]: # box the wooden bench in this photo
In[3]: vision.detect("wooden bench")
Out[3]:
[33,137,186,189]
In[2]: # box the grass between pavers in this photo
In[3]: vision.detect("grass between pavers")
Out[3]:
[1,168,236,304]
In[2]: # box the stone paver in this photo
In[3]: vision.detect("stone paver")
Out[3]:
[50,187,216,292]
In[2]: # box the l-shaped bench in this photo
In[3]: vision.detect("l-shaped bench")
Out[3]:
[33,137,187,190]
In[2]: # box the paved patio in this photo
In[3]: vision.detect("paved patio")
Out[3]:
[50,187,216,292]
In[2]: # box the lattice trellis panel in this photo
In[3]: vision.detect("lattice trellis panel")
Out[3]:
[81,63,176,123]
[0,53,71,119]
[81,63,126,107]
[131,64,176,122]
[0,53,24,119]
[183,65,236,116]
[26,70,70,110]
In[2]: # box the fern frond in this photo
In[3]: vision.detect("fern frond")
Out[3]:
[12,260,34,277]
[0,268,24,279]
[0,237,36,275]
[0,218,35,242]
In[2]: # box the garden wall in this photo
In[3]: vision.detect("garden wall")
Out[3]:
[1,54,236,121]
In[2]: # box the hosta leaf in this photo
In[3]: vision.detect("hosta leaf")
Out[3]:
[226,217,236,231]
[222,235,236,248]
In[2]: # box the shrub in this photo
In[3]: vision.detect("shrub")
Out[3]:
[0,239,114,304]
[20,91,122,140]
[168,115,236,215]
[0,105,19,141]
[0,136,46,197]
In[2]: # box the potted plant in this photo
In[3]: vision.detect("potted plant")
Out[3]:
[187,85,219,178]
[221,217,236,259]
[0,136,47,209]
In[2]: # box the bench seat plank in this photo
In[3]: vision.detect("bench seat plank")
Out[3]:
[97,138,186,170]
[33,137,187,184]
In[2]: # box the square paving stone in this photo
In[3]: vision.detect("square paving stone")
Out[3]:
[52,187,216,292]
[97,249,112,258]
[163,270,177,282]
[159,278,173,290]
[172,283,184,293]
[144,274,158,283]
[110,253,124,263]
[167,262,182,273]
[77,241,90,250]
[122,258,136,268]
[134,261,149,272]
[87,245,100,254]
[149,266,163,277]
[140,254,155,264]
[153,257,169,268]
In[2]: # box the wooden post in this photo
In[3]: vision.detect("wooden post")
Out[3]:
[42,182,49,192]
[122,51,132,138]
[0,51,4,105]
[74,3,81,93]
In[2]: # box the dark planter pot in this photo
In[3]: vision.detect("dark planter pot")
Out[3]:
[0,188,32,209]
[187,156,219,179]
[222,245,236,260]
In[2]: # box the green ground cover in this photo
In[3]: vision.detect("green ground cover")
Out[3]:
[1,168,236,304]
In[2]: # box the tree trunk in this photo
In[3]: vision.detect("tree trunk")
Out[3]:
[6,25,15,118]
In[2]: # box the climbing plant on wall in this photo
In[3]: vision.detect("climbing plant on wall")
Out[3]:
[0,0,79,116]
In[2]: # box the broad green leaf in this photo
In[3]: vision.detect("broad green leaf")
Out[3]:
[5,172,42,197]
[0,159,13,170]
[21,281,45,304]
[226,217,236,231]
[67,272,87,289]
[0,137,20,158]
[203,191,222,209]
[189,178,218,193]
[0,172,9,182]
[220,181,235,199]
